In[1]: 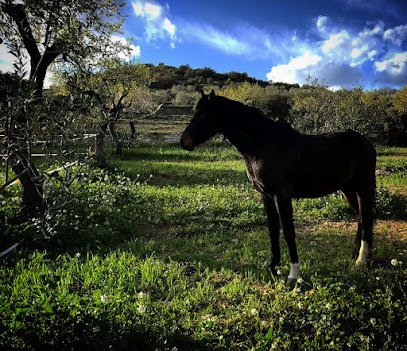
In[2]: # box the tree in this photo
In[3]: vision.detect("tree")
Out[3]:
[55,60,155,160]
[0,0,128,97]
[0,0,128,216]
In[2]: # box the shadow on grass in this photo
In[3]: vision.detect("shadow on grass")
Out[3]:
[113,142,241,163]
[117,164,246,187]
[10,323,211,351]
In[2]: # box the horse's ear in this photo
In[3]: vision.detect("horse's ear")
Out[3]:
[209,89,215,100]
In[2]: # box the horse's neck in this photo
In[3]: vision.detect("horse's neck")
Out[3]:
[221,106,271,157]
[224,127,259,156]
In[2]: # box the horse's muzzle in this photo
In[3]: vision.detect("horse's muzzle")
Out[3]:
[180,133,195,151]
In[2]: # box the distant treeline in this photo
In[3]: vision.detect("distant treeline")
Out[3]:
[1,64,406,146]
[144,63,297,90]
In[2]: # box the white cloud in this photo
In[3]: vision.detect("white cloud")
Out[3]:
[288,52,322,69]
[322,30,350,54]
[163,17,176,38]
[132,2,162,19]
[368,50,378,59]
[266,16,407,87]
[375,52,407,75]
[328,85,342,91]
[0,46,18,73]
[351,44,369,59]
[132,2,143,16]
[131,1,177,45]
[111,36,141,60]
[144,3,162,18]
[316,15,329,34]
[266,52,321,83]
[359,21,384,37]
[383,25,407,46]
[186,24,252,55]
[177,20,287,59]
[0,44,56,87]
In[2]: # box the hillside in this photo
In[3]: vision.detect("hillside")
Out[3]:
[144,63,297,90]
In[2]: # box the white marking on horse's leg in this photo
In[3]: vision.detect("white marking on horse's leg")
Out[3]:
[356,240,369,266]
[287,262,300,280]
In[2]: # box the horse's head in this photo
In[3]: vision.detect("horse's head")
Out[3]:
[180,89,221,151]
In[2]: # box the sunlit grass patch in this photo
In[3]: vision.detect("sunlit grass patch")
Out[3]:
[1,249,406,350]
[1,144,407,350]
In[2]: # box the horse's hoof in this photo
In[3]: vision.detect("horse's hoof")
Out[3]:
[355,260,365,267]
[285,278,297,289]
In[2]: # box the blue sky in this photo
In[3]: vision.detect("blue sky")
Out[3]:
[0,0,406,89]
[122,0,407,89]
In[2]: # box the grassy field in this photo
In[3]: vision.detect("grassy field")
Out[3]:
[0,141,406,350]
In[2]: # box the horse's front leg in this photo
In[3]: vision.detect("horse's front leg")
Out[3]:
[276,195,300,285]
[262,195,280,275]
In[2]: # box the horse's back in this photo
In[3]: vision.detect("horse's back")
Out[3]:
[322,129,376,170]
[266,129,376,197]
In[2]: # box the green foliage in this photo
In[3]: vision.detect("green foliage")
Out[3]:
[376,188,407,220]
[146,63,269,89]
[216,81,407,141]
[1,144,406,350]
[171,85,201,105]
[392,86,407,115]
[0,246,406,350]
[218,82,290,119]
[0,0,127,92]
[55,60,156,114]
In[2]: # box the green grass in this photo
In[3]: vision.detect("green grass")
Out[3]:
[1,142,406,350]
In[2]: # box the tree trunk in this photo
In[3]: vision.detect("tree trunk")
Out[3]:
[33,68,46,98]
[129,121,137,141]
[95,123,108,167]
[11,152,44,217]
[108,121,123,155]
[7,98,45,217]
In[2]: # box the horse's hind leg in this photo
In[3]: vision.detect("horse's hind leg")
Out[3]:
[355,186,375,266]
[342,191,362,258]
[263,195,281,275]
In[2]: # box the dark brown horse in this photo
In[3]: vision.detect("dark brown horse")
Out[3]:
[181,90,376,284]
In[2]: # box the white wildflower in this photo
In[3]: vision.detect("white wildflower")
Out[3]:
[75,252,81,258]
[391,259,398,266]
[250,308,259,316]
[100,294,108,303]
[137,304,146,314]
[297,277,303,284]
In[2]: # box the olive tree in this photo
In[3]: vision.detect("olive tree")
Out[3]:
[0,0,129,216]
[55,60,156,161]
